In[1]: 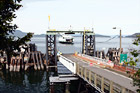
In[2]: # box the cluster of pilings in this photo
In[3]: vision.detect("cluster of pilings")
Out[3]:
[95,48,123,64]
[95,50,106,59]
[106,48,123,62]
[0,44,46,72]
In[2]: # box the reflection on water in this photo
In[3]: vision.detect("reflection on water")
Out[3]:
[0,69,79,93]
[0,70,51,93]
[0,62,72,93]
[0,68,72,93]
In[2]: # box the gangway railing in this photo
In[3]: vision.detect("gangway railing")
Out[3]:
[76,63,135,93]
[59,55,76,74]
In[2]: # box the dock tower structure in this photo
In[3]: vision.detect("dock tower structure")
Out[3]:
[46,29,95,69]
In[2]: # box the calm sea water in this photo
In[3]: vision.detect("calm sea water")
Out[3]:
[31,36,134,54]
[0,36,136,93]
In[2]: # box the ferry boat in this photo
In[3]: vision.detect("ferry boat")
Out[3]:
[58,34,74,44]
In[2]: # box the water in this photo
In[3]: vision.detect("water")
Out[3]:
[31,36,134,54]
[32,37,134,53]
[0,36,136,92]
[0,70,49,93]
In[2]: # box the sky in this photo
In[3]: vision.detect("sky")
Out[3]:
[13,0,140,35]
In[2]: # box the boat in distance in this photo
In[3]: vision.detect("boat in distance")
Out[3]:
[58,34,74,44]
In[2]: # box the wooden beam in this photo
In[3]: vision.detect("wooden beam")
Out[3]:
[122,87,126,93]
[35,52,40,70]
[32,52,37,70]
[110,81,113,93]
[39,52,44,70]
[101,77,104,92]
[89,71,91,83]
[94,74,97,87]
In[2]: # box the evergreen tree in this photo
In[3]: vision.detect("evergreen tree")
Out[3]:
[0,0,33,65]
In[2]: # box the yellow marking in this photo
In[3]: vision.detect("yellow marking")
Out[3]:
[49,29,56,31]
[48,15,50,22]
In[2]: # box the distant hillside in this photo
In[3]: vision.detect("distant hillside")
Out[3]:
[10,30,45,37]
[10,30,110,38]
[34,34,46,37]
[9,30,27,37]
[95,34,110,37]
[10,30,39,37]
[125,33,140,38]
[34,33,110,37]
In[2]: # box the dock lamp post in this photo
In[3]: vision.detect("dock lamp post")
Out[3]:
[113,27,122,62]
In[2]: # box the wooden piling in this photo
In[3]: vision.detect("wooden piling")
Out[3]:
[35,52,40,70]
[13,58,17,72]
[21,53,24,70]
[24,53,30,71]
[6,64,9,70]
[32,52,37,70]
[65,82,70,93]
[0,43,45,71]
[16,57,21,72]
[39,53,44,70]
[50,83,55,93]
[10,57,14,71]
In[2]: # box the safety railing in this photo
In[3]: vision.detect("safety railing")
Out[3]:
[59,55,76,74]
[76,63,135,93]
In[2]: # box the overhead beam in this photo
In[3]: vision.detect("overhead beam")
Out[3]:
[46,30,95,35]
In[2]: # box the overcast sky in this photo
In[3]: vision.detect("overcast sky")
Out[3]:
[13,0,140,35]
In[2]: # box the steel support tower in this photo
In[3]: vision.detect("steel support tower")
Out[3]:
[46,35,57,67]
[46,30,95,68]
[82,34,95,56]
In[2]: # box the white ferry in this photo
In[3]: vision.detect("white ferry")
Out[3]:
[58,34,74,44]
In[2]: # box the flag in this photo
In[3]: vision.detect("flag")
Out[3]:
[48,15,50,22]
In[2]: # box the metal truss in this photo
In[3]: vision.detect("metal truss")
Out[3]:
[82,35,95,56]
[46,35,57,66]
[46,30,95,67]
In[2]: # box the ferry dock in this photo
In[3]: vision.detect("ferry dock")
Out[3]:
[46,29,137,93]
[0,29,138,93]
